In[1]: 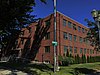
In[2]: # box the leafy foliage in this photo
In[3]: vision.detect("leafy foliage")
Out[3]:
[0,0,46,56]
[85,10,100,51]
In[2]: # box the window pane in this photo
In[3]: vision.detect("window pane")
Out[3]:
[45,46,50,53]
[21,39,24,44]
[45,32,50,40]
[80,48,83,54]
[82,28,85,33]
[69,46,73,53]
[84,48,86,54]
[73,24,77,30]
[45,20,50,26]
[63,32,68,39]
[90,49,93,54]
[74,47,77,53]
[74,35,77,42]
[79,37,83,43]
[87,49,89,54]
[63,19,67,26]
[68,21,72,28]
[64,46,68,53]
[29,28,32,33]
[78,26,81,32]
[69,33,72,41]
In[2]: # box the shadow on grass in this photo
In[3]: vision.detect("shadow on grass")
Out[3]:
[70,67,100,75]
[0,62,53,75]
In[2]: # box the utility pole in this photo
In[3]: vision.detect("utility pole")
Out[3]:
[52,0,58,73]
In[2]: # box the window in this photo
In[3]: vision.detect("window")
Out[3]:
[21,39,24,44]
[82,28,85,33]
[74,35,77,42]
[29,28,32,33]
[63,32,68,39]
[63,19,67,26]
[84,48,86,54]
[20,31,24,37]
[44,60,50,63]
[68,21,72,28]
[80,48,83,54]
[45,46,50,53]
[45,20,50,26]
[45,32,50,40]
[69,46,73,53]
[79,37,83,43]
[87,49,89,54]
[74,47,77,53]
[90,49,93,54]
[78,26,81,32]
[69,33,72,41]
[73,24,77,30]
[83,38,86,43]
[64,46,68,53]
[15,40,18,45]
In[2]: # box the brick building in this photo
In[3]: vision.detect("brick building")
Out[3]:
[15,12,100,64]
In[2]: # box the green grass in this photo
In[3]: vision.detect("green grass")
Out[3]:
[0,62,100,75]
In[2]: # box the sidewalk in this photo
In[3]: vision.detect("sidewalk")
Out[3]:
[0,69,29,75]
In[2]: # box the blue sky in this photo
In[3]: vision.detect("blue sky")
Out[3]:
[32,0,100,26]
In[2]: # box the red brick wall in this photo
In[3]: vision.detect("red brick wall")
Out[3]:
[16,12,100,64]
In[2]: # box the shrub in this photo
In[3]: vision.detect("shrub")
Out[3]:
[58,56,75,66]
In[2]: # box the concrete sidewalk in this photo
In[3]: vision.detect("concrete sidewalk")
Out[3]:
[0,69,29,75]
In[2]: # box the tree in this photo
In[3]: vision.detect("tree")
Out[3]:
[85,10,100,51]
[0,0,46,56]
[76,54,80,64]
[81,54,86,63]
[87,56,90,63]
[66,50,69,57]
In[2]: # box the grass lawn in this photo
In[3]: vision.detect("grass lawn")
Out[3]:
[56,62,100,75]
[0,62,100,75]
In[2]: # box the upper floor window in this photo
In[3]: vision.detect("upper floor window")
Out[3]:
[21,39,24,44]
[69,46,73,53]
[82,28,85,33]
[64,46,68,53]
[15,40,18,45]
[68,21,72,28]
[79,37,83,43]
[69,33,72,41]
[45,46,50,53]
[74,47,77,53]
[90,49,93,54]
[63,19,67,26]
[45,20,50,26]
[20,31,24,37]
[87,49,89,54]
[73,24,77,30]
[29,28,32,33]
[63,32,68,39]
[80,48,83,54]
[78,26,81,32]
[74,35,77,42]
[45,32,50,40]
[84,48,86,54]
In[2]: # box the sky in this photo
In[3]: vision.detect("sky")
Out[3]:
[32,0,100,26]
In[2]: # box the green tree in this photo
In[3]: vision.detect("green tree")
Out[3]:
[66,50,69,57]
[0,0,46,56]
[85,10,100,51]
[74,55,78,64]
[83,55,86,63]
[76,54,80,64]
[81,54,84,63]
[87,56,90,63]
